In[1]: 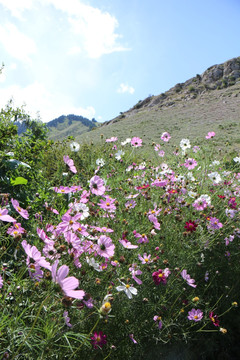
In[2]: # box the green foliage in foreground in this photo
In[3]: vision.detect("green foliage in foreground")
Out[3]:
[0,107,240,359]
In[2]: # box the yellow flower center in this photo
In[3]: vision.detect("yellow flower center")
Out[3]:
[145,258,149,262]
[194,315,198,319]
[126,284,130,288]
[158,273,163,278]
[106,203,110,206]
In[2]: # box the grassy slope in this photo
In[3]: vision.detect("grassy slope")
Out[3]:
[47,117,99,141]
[76,83,240,156]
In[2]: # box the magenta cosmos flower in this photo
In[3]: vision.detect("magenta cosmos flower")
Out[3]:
[188,308,203,322]
[89,175,106,196]
[51,260,85,299]
[161,132,171,142]
[11,199,29,219]
[131,137,142,147]
[91,331,107,349]
[209,311,220,327]
[184,220,198,232]
[152,268,170,285]
[97,235,115,258]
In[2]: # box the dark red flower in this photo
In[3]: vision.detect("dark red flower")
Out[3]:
[209,311,220,327]
[217,195,225,199]
[184,220,198,232]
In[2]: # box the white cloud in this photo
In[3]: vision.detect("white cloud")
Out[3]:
[117,83,135,94]
[0,0,129,59]
[0,82,96,122]
[0,0,33,20]
[0,22,37,63]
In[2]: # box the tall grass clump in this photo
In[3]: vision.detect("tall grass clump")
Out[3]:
[0,110,240,359]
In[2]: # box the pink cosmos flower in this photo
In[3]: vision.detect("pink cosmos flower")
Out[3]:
[0,275,3,288]
[138,253,153,264]
[158,150,165,157]
[105,137,118,142]
[63,155,77,174]
[125,200,137,209]
[0,208,16,223]
[129,334,138,344]
[133,230,148,244]
[181,269,197,288]
[206,132,215,139]
[89,175,106,196]
[184,158,198,170]
[207,217,223,231]
[188,308,203,322]
[129,264,142,285]
[153,315,163,329]
[91,331,107,349]
[63,311,72,327]
[97,235,115,258]
[119,239,138,249]
[11,199,29,219]
[98,197,116,212]
[53,186,72,194]
[131,137,142,147]
[7,222,25,237]
[161,132,171,142]
[21,240,51,270]
[51,260,85,299]
[192,199,208,211]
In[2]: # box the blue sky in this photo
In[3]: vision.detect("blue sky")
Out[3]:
[0,0,240,123]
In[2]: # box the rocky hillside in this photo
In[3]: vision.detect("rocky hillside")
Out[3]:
[77,56,240,155]
[105,56,240,124]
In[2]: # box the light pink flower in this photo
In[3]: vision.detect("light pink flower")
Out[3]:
[131,137,142,147]
[184,158,198,170]
[63,155,77,174]
[89,175,106,196]
[106,137,118,142]
[63,311,72,327]
[0,208,16,223]
[181,269,197,288]
[97,235,115,258]
[119,239,138,249]
[0,275,3,288]
[161,132,171,142]
[7,223,25,237]
[51,260,85,299]
[11,199,29,219]
[138,253,153,264]
[188,308,203,321]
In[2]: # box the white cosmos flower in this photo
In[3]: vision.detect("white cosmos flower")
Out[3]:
[197,194,211,205]
[121,138,131,146]
[70,141,80,152]
[180,138,191,151]
[71,203,89,219]
[96,158,105,167]
[116,280,137,299]
[233,157,240,163]
[208,172,222,184]
[86,257,102,272]
[115,150,125,160]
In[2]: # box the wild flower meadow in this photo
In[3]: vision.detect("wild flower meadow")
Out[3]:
[0,108,240,359]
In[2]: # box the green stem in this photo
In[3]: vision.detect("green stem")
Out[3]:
[14,295,50,357]
[71,315,100,357]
